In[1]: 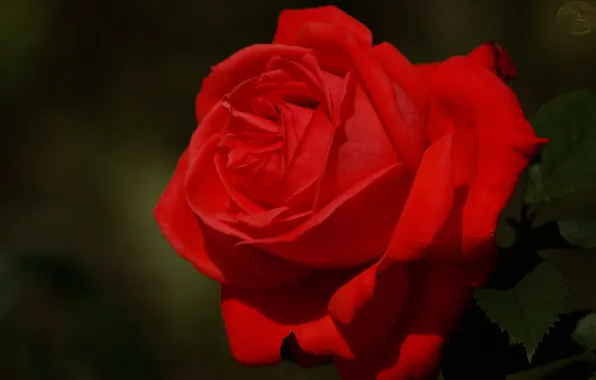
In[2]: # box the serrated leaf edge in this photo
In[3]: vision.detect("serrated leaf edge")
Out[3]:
[473,276,570,363]
[530,276,571,361]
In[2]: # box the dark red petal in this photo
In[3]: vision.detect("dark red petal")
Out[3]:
[184,124,313,288]
[214,152,268,215]
[380,134,454,264]
[466,41,516,81]
[223,102,280,133]
[325,135,454,340]
[221,263,411,367]
[154,151,308,288]
[154,150,228,283]
[415,62,441,82]
[195,76,220,123]
[201,222,312,287]
[273,6,372,49]
[190,101,232,153]
[239,162,409,268]
[281,104,336,203]
[426,56,546,261]
[371,42,428,149]
[186,136,251,240]
[278,102,314,166]
[294,265,409,360]
[280,333,332,368]
[315,79,399,207]
[328,262,408,357]
[283,69,356,209]
[219,207,313,240]
[267,53,331,114]
[220,270,356,365]
[415,41,515,86]
[195,44,311,122]
[298,23,423,170]
[334,262,478,380]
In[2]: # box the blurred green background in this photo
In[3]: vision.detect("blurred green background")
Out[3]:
[1,0,595,379]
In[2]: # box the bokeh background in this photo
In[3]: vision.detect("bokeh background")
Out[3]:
[1,0,595,379]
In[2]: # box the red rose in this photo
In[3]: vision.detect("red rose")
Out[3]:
[154,6,545,380]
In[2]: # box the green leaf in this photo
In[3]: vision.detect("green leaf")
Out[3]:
[473,261,568,362]
[572,312,596,350]
[558,220,596,248]
[525,90,596,203]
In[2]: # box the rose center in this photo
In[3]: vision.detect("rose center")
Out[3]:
[216,54,324,209]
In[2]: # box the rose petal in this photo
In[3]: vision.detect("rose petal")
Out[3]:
[224,206,290,229]
[315,79,399,207]
[278,102,314,166]
[239,162,408,268]
[201,221,312,286]
[330,264,408,359]
[281,104,336,203]
[183,127,313,287]
[372,42,428,151]
[223,102,280,134]
[190,101,232,155]
[221,263,409,366]
[195,44,311,122]
[415,41,515,85]
[154,151,229,282]
[333,262,478,380]
[273,5,372,49]
[298,23,423,169]
[266,53,331,114]
[219,207,313,240]
[154,151,310,288]
[415,62,440,82]
[220,270,355,365]
[328,262,408,356]
[327,135,454,331]
[466,41,516,80]
[426,56,546,261]
[186,132,251,239]
[214,151,268,215]
[380,134,454,265]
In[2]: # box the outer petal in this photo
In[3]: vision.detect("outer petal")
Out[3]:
[315,77,399,207]
[381,134,454,264]
[415,41,516,84]
[334,262,480,380]
[327,135,454,333]
[415,63,440,83]
[282,104,338,207]
[239,70,412,268]
[298,22,423,169]
[302,263,409,360]
[221,263,409,366]
[371,42,428,150]
[155,150,311,288]
[273,6,372,49]
[182,128,313,287]
[239,162,409,268]
[154,150,229,283]
[220,270,355,365]
[195,44,311,121]
[426,56,546,261]
[466,41,516,80]
[328,262,408,350]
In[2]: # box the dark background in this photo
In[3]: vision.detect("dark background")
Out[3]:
[1,0,595,379]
